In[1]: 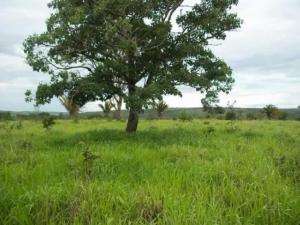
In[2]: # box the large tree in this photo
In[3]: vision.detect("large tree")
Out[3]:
[24,0,241,133]
[262,104,280,120]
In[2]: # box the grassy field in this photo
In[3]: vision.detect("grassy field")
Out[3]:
[0,119,299,225]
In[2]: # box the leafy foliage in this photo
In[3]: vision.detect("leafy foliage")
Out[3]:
[278,111,288,120]
[262,105,279,120]
[225,111,237,120]
[225,101,238,120]
[178,110,193,122]
[42,116,56,130]
[0,112,13,121]
[81,143,99,181]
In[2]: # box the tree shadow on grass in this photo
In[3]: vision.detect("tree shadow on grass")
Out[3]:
[47,126,205,149]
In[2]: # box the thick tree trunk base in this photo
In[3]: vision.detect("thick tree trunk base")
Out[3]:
[126,110,139,133]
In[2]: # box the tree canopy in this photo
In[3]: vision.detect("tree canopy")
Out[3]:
[24,0,241,132]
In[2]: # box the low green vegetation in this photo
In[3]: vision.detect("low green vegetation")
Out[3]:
[0,119,299,225]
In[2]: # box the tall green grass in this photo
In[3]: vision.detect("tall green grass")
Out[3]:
[0,119,299,224]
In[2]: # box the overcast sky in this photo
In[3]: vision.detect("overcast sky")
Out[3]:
[0,0,299,112]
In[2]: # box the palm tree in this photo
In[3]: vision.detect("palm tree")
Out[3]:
[99,101,114,117]
[154,100,168,119]
[111,95,123,120]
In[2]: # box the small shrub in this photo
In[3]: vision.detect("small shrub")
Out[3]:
[135,192,164,222]
[12,120,23,130]
[203,121,210,125]
[225,111,237,120]
[42,116,55,130]
[10,121,23,130]
[17,139,33,150]
[225,121,239,133]
[16,121,23,129]
[203,126,216,137]
[0,112,13,121]
[81,143,99,181]
[278,111,288,120]
[246,112,257,120]
[178,110,193,122]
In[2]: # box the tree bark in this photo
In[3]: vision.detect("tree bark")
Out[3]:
[126,83,139,133]
[126,109,139,133]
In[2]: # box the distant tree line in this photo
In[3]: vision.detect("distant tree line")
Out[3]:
[1,104,299,122]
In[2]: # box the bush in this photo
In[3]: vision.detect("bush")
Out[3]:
[0,112,13,121]
[225,121,240,133]
[278,111,288,120]
[262,105,279,119]
[10,121,23,130]
[178,110,193,122]
[42,116,55,130]
[246,112,257,120]
[225,111,237,120]
[203,126,216,137]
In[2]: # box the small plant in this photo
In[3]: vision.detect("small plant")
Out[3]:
[225,121,239,133]
[278,111,288,120]
[136,192,164,222]
[203,126,216,137]
[203,121,210,125]
[225,111,237,120]
[246,112,257,120]
[16,121,23,129]
[10,121,23,130]
[42,116,55,130]
[0,112,13,121]
[17,139,33,150]
[81,143,99,181]
[178,110,193,122]
[225,101,238,120]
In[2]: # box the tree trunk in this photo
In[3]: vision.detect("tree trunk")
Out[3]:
[126,109,139,133]
[126,83,139,133]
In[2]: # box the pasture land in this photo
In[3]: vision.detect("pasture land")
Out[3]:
[0,119,299,224]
